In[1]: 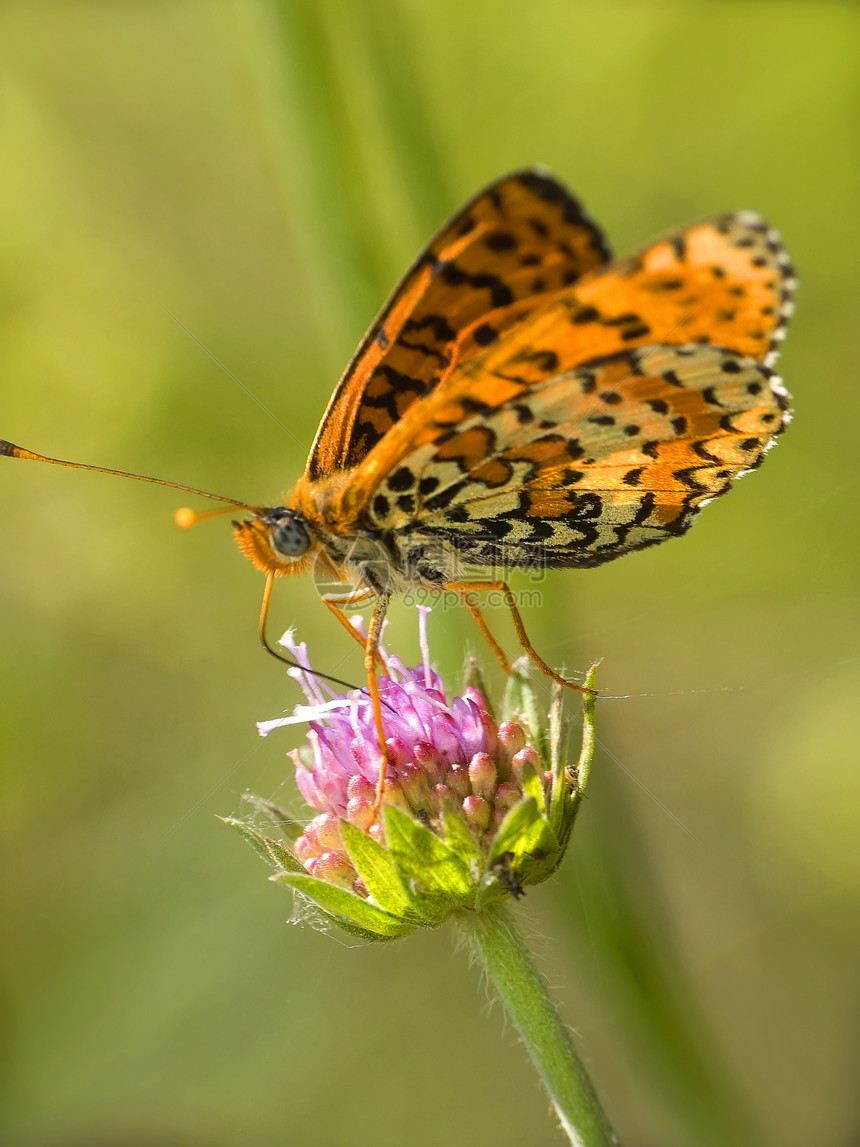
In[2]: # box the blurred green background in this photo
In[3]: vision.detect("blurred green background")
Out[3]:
[1,2,858,1145]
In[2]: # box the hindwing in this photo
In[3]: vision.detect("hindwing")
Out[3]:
[367,343,791,571]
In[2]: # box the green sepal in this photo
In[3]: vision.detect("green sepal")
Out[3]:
[261,835,305,874]
[442,803,484,868]
[520,671,548,766]
[474,880,508,913]
[519,758,546,811]
[240,791,303,844]
[339,820,422,921]
[552,663,598,857]
[487,796,560,886]
[220,816,304,875]
[383,805,475,923]
[573,664,598,794]
[547,683,568,840]
[272,872,415,942]
[518,828,565,886]
[543,665,596,840]
[487,796,540,866]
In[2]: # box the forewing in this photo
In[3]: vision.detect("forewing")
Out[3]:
[341,210,796,508]
[569,211,795,366]
[368,344,791,571]
[400,211,796,416]
[306,170,609,480]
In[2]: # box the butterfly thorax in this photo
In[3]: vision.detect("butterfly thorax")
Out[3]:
[288,473,460,594]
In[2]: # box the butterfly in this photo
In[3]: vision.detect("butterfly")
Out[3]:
[2,169,794,807]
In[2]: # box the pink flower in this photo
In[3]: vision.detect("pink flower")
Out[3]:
[231,609,596,941]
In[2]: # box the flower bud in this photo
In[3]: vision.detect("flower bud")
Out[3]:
[309,813,343,852]
[347,774,376,802]
[314,851,357,890]
[385,736,412,770]
[468,752,497,801]
[345,795,375,832]
[413,741,445,787]
[399,762,432,811]
[462,795,491,832]
[494,782,521,811]
[294,835,318,865]
[511,746,541,788]
[497,721,526,766]
[446,762,471,800]
[380,777,410,813]
[430,783,458,815]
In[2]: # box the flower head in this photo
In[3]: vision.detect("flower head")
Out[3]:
[226,610,596,942]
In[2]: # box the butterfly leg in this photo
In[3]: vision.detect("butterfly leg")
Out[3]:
[362,593,393,814]
[322,588,392,815]
[321,587,388,674]
[455,588,512,674]
[443,579,594,697]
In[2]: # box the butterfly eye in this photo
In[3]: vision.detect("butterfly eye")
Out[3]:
[266,508,311,559]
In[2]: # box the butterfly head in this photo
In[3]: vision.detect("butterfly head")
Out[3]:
[232,506,318,577]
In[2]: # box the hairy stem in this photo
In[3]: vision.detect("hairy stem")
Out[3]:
[457,901,618,1146]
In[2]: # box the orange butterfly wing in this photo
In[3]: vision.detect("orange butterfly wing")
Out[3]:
[340,211,793,480]
[305,169,610,480]
[327,211,793,572]
[363,343,790,571]
[431,210,795,404]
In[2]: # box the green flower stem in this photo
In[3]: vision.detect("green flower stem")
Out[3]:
[457,901,617,1147]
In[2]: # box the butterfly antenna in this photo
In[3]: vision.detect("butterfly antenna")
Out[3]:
[0,440,253,511]
[3,439,362,693]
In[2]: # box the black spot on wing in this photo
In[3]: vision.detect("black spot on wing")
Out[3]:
[484,231,517,252]
[670,234,687,260]
[473,323,499,347]
[512,347,560,374]
[402,314,458,342]
[387,467,415,492]
[373,494,390,518]
[571,305,600,325]
[439,261,514,308]
[395,338,450,366]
